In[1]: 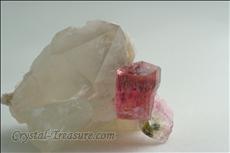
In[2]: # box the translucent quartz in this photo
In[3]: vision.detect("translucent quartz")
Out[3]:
[115,61,161,120]
[1,20,136,151]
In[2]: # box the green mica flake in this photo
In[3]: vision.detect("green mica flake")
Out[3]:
[141,121,160,138]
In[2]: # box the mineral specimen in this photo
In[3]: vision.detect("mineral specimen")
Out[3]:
[115,61,161,120]
[2,20,174,151]
[140,96,173,143]
[1,20,136,151]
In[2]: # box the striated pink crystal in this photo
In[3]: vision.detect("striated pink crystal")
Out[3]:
[115,61,161,120]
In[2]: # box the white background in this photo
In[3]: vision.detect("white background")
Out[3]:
[1,1,229,152]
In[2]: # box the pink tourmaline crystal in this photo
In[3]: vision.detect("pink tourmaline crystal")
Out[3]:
[115,61,161,120]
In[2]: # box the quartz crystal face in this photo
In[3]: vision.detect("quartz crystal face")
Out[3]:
[1,20,136,151]
[115,61,161,120]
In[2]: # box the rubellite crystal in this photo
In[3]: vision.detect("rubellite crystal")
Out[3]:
[140,96,173,143]
[115,61,161,120]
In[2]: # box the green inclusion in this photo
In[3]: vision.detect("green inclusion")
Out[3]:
[142,121,160,138]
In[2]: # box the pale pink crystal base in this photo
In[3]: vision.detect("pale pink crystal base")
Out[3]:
[140,96,173,142]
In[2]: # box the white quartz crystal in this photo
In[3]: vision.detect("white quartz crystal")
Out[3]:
[2,20,137,151]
